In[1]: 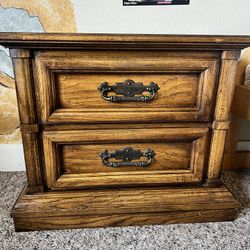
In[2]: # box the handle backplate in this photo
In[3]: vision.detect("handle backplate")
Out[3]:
[99,146,156,168]
[98,79,160,102]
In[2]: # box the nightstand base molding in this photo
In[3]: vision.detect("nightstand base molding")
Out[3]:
[11,185,239,231]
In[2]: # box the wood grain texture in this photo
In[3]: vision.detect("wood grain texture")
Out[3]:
[205,130,227,187]
[62,143,192,173]
[10,49,36,124]
[212,121,230,130]
[13,209,238,231]
[21,133,44,193]
[13,186,237,216]
[214,51,240,121]
[43,122,210,131]
[9,49,43,194]
[11,185,239,231]
[57,73,199,109]
[1,33,250,50]
[3,34,247,230]
[20,124,39,134]
[206,51,240,185]
[34,50,219,124]
[13,209,238,232]
[43,127,208,189]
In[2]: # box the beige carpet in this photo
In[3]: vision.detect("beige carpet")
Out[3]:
[0,170,249,250]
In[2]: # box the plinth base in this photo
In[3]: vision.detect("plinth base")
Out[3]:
[11,185,239,231]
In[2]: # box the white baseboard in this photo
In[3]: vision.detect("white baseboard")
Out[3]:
[237,141,250,151]
[0,144,26,171]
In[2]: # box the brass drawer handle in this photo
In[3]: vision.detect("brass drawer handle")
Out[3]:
[99,146,156,168]
[98,79,160,102]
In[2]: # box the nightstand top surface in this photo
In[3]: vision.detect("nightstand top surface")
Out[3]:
[0,32,250,50]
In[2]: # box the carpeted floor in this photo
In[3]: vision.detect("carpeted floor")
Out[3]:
[0,171,249,250]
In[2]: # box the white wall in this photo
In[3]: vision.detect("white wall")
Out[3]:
[0,144,25,171]
[72,0,250,35]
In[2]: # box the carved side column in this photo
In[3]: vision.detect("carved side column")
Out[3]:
[205,51,241,187]
[10,49,44,194]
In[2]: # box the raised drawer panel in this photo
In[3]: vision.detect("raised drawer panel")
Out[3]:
[57,73,199,109]
[43,126,209,190]
[34,50,219,123]
[62,142,192,173]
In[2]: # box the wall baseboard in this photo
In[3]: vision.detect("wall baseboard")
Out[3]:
[0,144,25,171]
[237,141,250,151]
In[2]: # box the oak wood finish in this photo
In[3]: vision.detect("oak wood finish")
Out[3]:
[13,210,238,232]
[34,50,219,124]
[1,33,250,49]
[10,49,43,194]
[12,185,239,231]
[2,33,250,231]
[42,127,208,189]
[205,51,240,187]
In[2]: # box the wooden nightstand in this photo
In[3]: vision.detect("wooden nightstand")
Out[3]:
[1,33,250,231]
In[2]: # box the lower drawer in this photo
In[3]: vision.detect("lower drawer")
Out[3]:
[43,126,209,190]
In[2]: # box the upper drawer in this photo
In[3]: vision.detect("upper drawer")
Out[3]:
[34,50,219,124]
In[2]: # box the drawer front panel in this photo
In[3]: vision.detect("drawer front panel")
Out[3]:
[43,126,209,190]
[57,73,199,109]
[35,51,219,123]
[62,142,191,173]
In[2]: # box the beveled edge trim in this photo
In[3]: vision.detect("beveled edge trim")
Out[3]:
[1,33,250,50]
[11,184,240,218]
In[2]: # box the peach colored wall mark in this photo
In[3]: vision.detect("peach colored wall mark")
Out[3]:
[0,0,77,32]
[0,0,77,143]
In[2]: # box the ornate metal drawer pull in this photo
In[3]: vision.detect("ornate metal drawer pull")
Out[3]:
[99,146,156,168]
[98,79,160,102]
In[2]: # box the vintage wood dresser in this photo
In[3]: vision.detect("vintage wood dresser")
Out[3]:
[1,33,250,231]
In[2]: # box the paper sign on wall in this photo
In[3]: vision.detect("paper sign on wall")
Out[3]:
[123,0,190,6]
